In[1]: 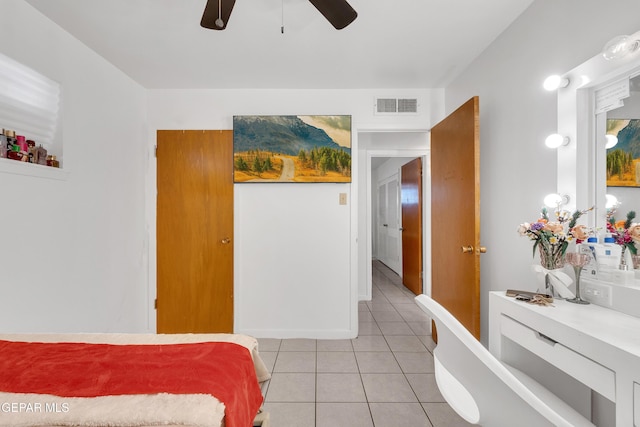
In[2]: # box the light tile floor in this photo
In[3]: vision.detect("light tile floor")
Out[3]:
[258,261,473,426]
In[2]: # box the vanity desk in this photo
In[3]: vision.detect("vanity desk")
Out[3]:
[489,291,640,426]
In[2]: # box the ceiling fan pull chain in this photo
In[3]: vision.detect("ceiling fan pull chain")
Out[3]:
[281,0,285,34]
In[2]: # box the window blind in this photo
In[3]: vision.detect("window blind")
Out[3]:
[0,52,61,147]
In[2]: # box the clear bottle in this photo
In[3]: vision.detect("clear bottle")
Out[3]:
[578,237,599,279]
[597,236,622,282]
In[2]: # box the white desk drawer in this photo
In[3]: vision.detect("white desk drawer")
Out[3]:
[500,314,616,402]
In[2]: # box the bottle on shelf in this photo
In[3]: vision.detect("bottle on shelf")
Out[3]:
[0,129,7,158]
[4,129,16,153]
[35,145,47,165]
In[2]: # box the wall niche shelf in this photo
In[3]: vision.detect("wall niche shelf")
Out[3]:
[0,157,67,180]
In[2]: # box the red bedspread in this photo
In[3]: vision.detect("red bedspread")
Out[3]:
[0,339,263,427]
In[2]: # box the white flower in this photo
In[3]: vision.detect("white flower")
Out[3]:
[517,223,530,236]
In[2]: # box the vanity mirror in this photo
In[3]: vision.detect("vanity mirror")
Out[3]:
[600,73,640,213]
[557,29,640,230]
[556,29,640,317]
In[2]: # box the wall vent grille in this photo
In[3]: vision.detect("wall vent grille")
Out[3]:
[374,97,419,115]
[398,98,418,113]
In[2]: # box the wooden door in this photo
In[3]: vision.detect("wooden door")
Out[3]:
[401,158,423,295]
[156,130,234,333]
[431,97,482,340]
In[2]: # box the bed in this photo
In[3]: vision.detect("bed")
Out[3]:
[0,333,271,427]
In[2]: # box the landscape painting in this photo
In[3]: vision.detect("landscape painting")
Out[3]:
[233,115,351,183]
[607,118,640,187]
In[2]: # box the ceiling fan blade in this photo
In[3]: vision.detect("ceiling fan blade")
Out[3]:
[308,0,357,30]
[200,0,236,30]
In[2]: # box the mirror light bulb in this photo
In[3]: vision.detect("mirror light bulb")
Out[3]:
[606,194,619,209]
[545,133,569,148]
[605,134,618,149]
[602,35,640,60]
[544,193,565,208]
[543,75,569,91]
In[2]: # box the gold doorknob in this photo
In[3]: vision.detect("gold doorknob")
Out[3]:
[221,238,231,244]
[461,245,474,254]
[478,246,487,253]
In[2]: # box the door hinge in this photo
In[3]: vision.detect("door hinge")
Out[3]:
[154,145,157,157]
[154,298,157,309]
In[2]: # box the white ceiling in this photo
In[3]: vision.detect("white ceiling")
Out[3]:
[24,0,533,90]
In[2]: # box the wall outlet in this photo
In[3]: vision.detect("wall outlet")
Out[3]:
[339,193,347,205]
[581,280,613,307]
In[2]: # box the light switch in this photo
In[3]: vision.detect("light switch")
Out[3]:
[339,193,347,205]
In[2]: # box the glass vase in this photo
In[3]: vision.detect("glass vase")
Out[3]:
[620,245,629,270]
[565,252,591,305]
[538,245,565,270]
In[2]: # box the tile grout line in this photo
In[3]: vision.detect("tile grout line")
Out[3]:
[372,262,437,421]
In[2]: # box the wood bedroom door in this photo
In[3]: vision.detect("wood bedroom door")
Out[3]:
[431,97,483,341]
[401,157,423,295]
[156,130,234,333]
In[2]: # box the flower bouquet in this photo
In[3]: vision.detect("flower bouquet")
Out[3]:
[607,210,639,268]
[518,206,593,298]
[518,206,592,270]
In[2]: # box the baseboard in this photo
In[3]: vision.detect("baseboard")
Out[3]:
[237,328,357,339]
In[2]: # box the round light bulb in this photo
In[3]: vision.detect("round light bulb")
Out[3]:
[544,193,564,208]
[605,194,619,209]
[602,35,640,60]
[543,75,569,91]
[605,134,618,149]
[545,133,568,148]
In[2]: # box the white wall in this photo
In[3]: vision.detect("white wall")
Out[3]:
[147,89,435,338]
[444,0,640,344]
[0,1,149,332]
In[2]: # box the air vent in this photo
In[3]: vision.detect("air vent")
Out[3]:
[374,97,419,115]
[398,98,418,113]
[376,98,398,113]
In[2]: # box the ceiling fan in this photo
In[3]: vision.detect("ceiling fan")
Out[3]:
[200,0,358,31]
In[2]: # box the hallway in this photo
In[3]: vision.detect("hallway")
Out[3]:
[258,261,471,426]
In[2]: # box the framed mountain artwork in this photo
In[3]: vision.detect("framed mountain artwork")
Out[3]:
[233,115,352,183]
[607,118,640,187]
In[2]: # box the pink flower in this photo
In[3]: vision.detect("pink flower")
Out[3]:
[542,222,563,234]
[629,223,640,245]
[570,224,589,241]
